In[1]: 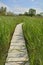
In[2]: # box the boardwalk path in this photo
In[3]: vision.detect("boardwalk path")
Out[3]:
[5,23,29,65]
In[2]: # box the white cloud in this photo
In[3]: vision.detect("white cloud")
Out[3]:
[13,7,29,14]
[0,2,43,14]
[33,8,43,14]
[13,7,43,14]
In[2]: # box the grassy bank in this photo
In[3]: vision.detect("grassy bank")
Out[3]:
[23,17,43,65]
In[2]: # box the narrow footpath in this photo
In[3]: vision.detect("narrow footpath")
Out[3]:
[5,23,29,65]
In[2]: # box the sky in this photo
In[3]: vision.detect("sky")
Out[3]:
[0,0,43,14]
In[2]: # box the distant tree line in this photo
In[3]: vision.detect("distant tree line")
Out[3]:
[0,7,43,16]
[19,9,43,17]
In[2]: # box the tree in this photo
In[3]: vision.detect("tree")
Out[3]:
[36,14,41,16]
[29,9,36,17]
[7,11,14,16]
[24,12,29,16]
[19,14,23,16]
[0,7,6,15]
[40,12,43,16]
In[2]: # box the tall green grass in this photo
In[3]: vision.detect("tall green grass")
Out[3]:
[0,16,24,65]
[0,16,43,65]
[23,17,43,65]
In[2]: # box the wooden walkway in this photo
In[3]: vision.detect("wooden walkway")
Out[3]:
[5,23,29,65]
